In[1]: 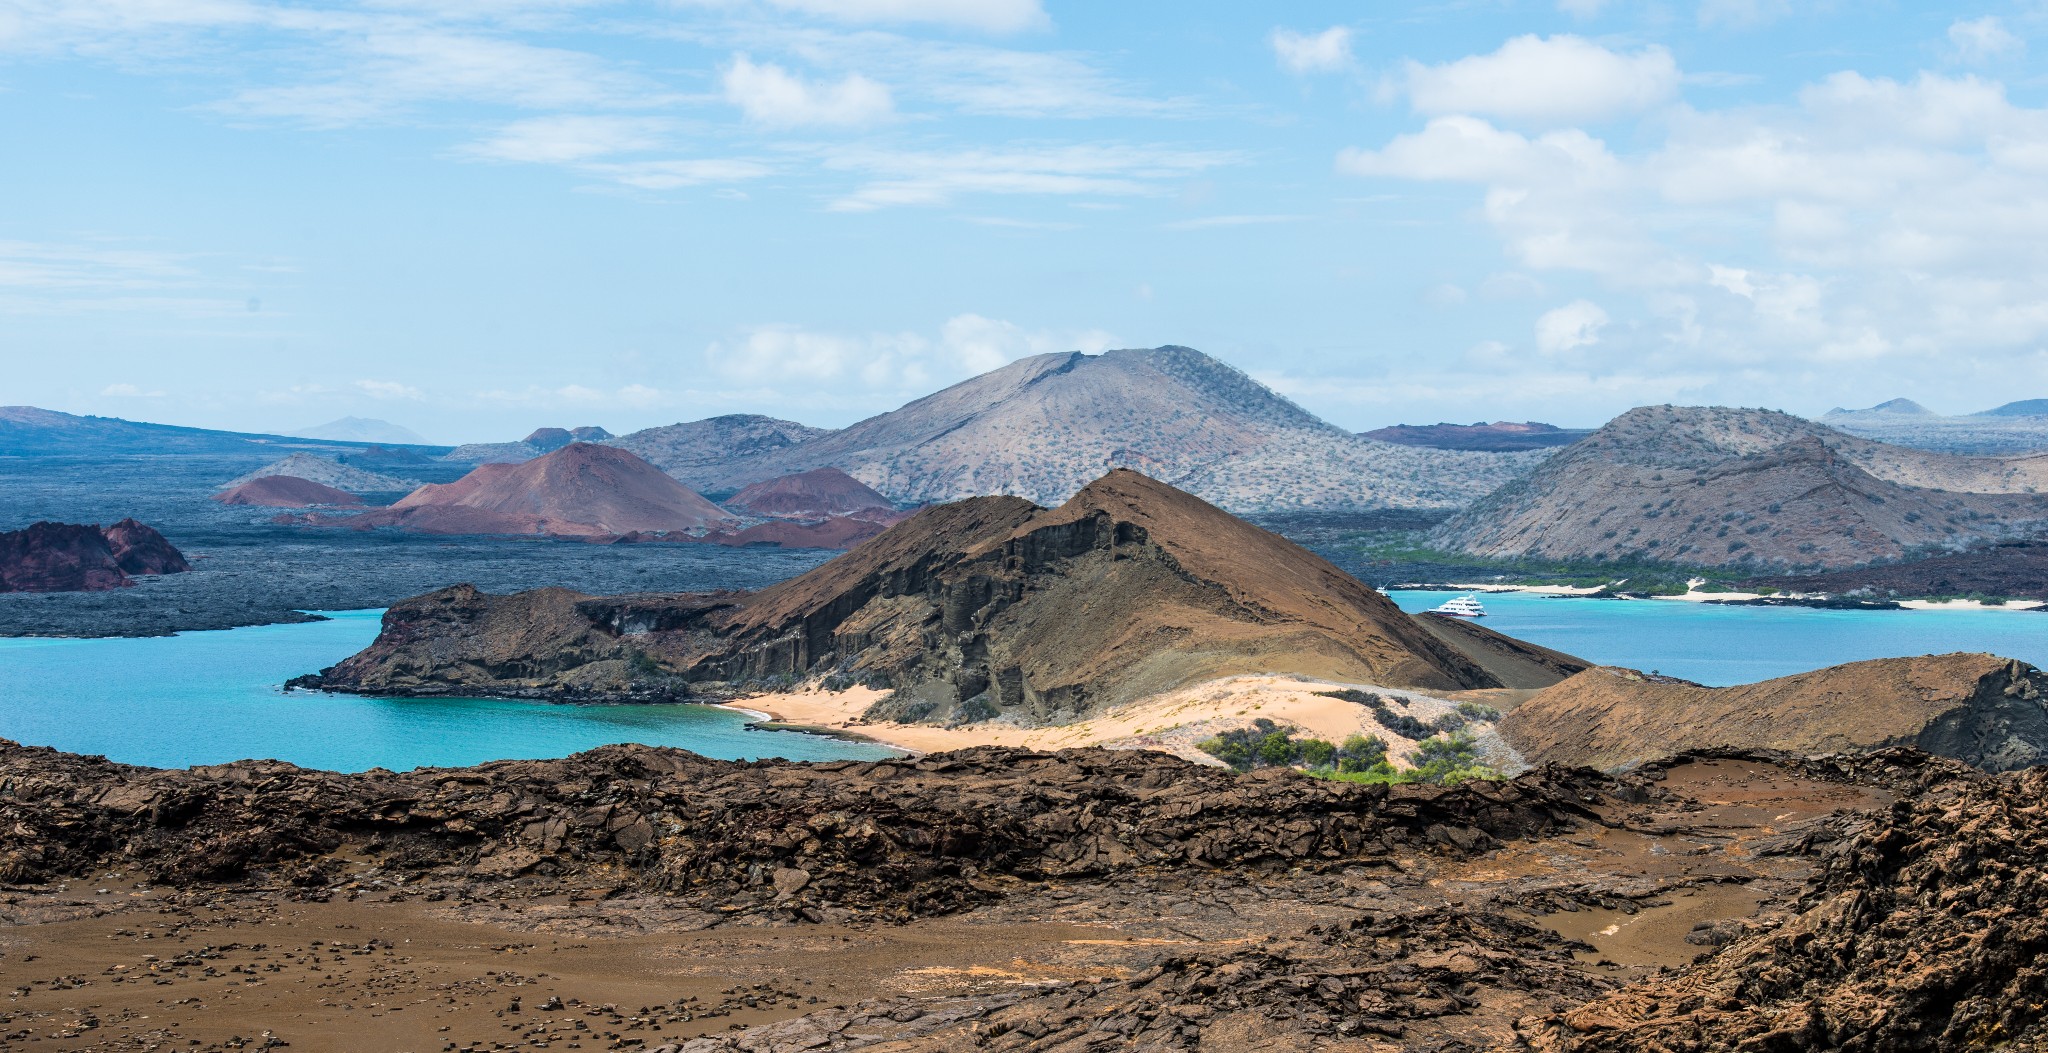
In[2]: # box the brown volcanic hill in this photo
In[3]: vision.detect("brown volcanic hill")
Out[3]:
[1363,421,1593,452]
[213,475,365,508]
[614,347,1542,512]
[101,518,190,576]
[605,414,831,489]
[724,467,892,518]
[357,443,737,537]
[306,470,1578,723]
[1431,406,2048,569]
[0,520,189,592]
[1499,655,2048,772]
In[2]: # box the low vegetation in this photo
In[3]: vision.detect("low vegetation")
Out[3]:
[1196,717,1498,786]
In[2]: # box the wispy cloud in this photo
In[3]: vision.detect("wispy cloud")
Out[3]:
[824,142,1243,211]
[722,52,893,126]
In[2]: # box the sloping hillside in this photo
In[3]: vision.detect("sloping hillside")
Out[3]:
[620,347,1541,512]
[221,453,412,493]
[605,415,830,491]
[305,470,1565,722]
[1500,656,2048,772]
[351,444,736,537]
[724,468,892,518]
[1432,406,2048,569]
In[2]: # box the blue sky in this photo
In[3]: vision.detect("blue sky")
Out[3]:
[5,0,2047,443]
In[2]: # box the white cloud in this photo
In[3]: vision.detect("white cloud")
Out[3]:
[1342,63,2048,386]
[581,158,776,189]
[356,379,425,400]
[457,115,671,164]
[824,142,1241,211]
[708,314,1113,392]
[722,52,893,127]
[1402,35,1680,125]
[100,383,166,398]
[1949,16,2023,65]
[1270,26,1352,75]
[1535,300,1609,352]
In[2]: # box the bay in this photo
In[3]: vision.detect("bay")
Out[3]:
[0,609,897,771]
[1387,589,2048,686]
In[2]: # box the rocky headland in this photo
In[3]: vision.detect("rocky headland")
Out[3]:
[296,471,1564,722]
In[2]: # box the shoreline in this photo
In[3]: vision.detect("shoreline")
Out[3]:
[1395,581,2046,613]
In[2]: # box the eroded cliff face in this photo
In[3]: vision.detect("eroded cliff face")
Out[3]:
[303,472,1508,723]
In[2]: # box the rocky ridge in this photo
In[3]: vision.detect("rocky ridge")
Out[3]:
[610,348,1546,513]
[0,739,1608,918]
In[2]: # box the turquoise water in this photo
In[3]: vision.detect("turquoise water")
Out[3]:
[4,599,2043,770]
[0,609,898,771]
[1388,590,2048,686]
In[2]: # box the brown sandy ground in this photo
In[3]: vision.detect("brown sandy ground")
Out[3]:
[731,676,1519,769]
[0,754,1894,1053]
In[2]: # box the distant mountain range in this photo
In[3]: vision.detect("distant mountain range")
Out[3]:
[1432,405,2048,569]
[1821,397,2048,455]
[611,347,1545,512]
[293,417,428,445]
[1361,421,1593,452]
[0,406,449,459]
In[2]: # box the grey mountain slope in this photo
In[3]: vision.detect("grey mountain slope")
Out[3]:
[616,347,1542,512]
[1431,405,2048,570]
[603,415,831,492]
[221,453,413,493]
[1822,400,2048,456]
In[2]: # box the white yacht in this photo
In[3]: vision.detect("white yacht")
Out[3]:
[1427,594,1487,618]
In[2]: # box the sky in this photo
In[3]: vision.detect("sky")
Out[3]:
[6,0,2048,443]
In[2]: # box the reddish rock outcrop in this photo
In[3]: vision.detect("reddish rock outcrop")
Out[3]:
[344,443,737,537]
[0,519,188,592]
[101,518,190,576]
[213,475,365,508]
[724,467,893,518]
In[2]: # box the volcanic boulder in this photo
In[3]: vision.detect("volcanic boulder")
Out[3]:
[213,475,366,508]
[1500,654,2048,772]
[306,470,1542,720]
